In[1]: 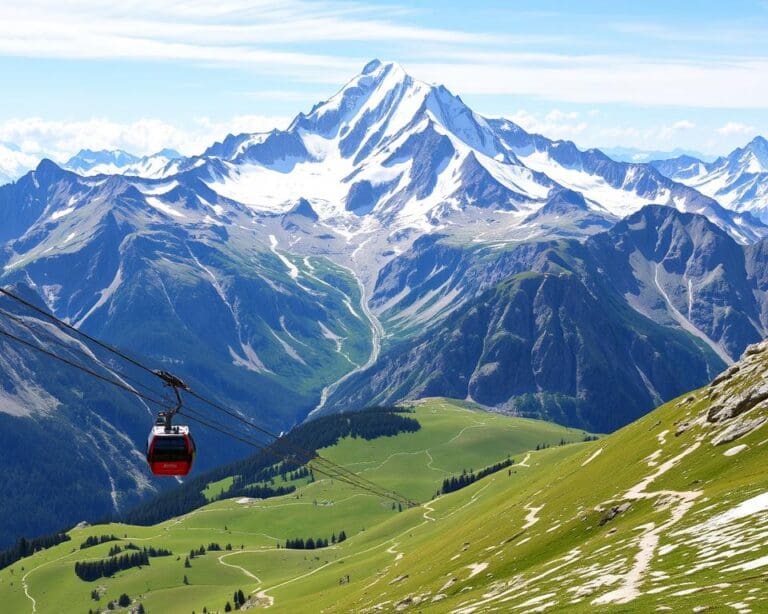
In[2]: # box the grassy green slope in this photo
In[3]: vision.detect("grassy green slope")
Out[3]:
[291,347,768,613]
[6,346,768,614]
[0,399,590,614]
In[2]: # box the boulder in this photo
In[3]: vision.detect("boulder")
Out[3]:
[711,416,767,445]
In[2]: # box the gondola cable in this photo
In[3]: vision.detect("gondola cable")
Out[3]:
[185,388,417,506]
[0,320,410,503]
[0,304,417,506]
[179,406,406,500]
[0,286,419,505]
[0,307,176,407]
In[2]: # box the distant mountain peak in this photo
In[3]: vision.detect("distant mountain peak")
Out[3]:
[742,135,768,167]
[67,149,138,166]
[152,148,182,160]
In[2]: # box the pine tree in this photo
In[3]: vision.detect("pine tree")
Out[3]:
[224,602,232,612]
[137,605,145,614]
[184,556,191,568]
[183,574,189,585]
[237,589,245,606]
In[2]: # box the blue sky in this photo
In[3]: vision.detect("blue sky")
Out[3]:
[1,0,767,166]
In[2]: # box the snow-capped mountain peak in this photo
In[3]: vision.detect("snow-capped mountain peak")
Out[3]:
[652,135,768,222]
[7,60,763,254]
[735,135,768,173]
[200,60,556,235]
[290,59,429,155]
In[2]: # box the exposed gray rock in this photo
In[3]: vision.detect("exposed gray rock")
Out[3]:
[744,342,767,356]
[328,267,721,433]
[710,366,740,387]
[711,416,768,445]
[707,382,768,423]
[599,503,631,526]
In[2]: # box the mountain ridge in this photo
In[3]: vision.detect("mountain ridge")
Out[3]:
[0,59,767,546]
[652,135,768,222]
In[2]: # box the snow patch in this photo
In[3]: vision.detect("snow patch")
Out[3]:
[466,562,488,578]
[51,206,75,220]
[269,234,299,279]
[581,447,603,466]
[723,444,748,457]
[146,196,185,218]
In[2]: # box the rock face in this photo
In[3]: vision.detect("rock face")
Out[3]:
[694,339,768,446]
[329,270,720,433]
[587,206,766,362]
[327,206,768,431]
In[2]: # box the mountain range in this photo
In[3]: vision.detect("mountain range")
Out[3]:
[651,136,768,222]
[62,148,184,178]
[1,59,768,544]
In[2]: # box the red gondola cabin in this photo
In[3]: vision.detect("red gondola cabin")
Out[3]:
[146,424,196,476]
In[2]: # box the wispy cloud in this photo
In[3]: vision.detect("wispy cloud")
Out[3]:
[594,119,701,148]
[504,109,699,149]
[1,1,766,111]
[0,0,497,82]
[506,109,588,140]
[409,56,768,108]
[717,121,757,136]
[0,114,290,166]
[610,20,766,44]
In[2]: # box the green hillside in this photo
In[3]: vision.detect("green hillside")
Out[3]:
[0,399,590,613]
[4,339,768,614]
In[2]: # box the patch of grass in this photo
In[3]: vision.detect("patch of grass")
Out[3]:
[202,476,235,502]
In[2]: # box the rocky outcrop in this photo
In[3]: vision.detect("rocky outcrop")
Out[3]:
[696,340,768,445]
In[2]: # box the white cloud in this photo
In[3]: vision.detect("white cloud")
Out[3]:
[544,109,580,122]
[672,120,696,131]
[0,2,765,111]
[0,143,40,183]
[717,121,757,136]
[0,114,290,180]
[592,120,698,147]
[507,109,588,140]
[500,110,699,150]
